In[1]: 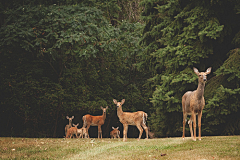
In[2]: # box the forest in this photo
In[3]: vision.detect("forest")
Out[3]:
[0,0,240,138]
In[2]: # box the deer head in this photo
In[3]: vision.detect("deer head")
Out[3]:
[112,126,119,130]
[113,99,125,108]
[66,116,74,124]
[193,67,212,84]
[101,106,108,114]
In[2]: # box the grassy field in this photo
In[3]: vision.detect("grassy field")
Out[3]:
[0,136,239,160]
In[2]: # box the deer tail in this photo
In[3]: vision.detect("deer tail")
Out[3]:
[143,113,148,125]
[82,115,87,128]
[188,119,192,124]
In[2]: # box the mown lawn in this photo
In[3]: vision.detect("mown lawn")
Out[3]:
[0,136,239,159]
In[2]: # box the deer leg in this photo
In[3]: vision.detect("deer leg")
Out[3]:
[188,116,193,139]
[192,113,197,141]
[141,123,148,139]
[182,113,187,140]
[123,124,128,142]
[136,124,143,141]
[86,125,90,138]
[198,112,202,140]
[98,125,102,139]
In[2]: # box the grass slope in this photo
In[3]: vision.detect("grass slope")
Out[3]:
[0,136,239,159]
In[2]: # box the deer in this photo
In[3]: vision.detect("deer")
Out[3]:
[82,106,108,138]
[182,67,212,141]
[77,127,88,138]
[113,99,148,142]
[110,127,120,139]
[65,116,74,137]
[65,123,79,138]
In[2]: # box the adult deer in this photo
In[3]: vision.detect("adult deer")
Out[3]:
[182,67,211,141]
[110,127,120,139]
[65,116,74,137]
[82,106,108,138]
[113,99,148,142]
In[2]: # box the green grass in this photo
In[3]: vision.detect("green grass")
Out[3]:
[0,136,239,159]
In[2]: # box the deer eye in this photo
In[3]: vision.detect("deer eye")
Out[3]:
[199,75,201,77]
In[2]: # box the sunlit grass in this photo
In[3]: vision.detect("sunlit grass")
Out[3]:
[0,136,239,159]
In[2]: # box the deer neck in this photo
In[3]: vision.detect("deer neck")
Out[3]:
[102,111,106,121]
[117,107,124,117]
[69,121,72,126]
[196,81,205,100]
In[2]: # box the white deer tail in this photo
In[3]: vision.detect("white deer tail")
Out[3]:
[82,116,87,128]
[143,113,148,125]
[188,119,192,124]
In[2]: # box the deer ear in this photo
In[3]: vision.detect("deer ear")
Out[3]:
[112,127,114,129]
[101,106,103,110]
[72,116,74,119]
[66,116,69,119]
[113,99,117,104]
[193,67,199,75]
[121,99,125,105]
[106,106,108,109]
[117,127,119,129]
[205,67,212,75]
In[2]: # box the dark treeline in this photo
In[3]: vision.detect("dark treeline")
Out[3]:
[0,0,240,138]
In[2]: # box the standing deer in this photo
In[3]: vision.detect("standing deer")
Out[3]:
[110,127,120,139]
[65,116,74,137]
[65,123,79,138]
[113,99,148,142]
[182,67,211,141]
[82,106,108,138]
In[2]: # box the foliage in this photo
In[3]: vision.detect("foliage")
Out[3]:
[0,0,143,27]
[140,0,240,137]
[1,0,240,138]
[0,4,146,137]
[204,49,240,135]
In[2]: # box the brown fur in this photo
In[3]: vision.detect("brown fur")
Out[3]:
[82,106,108,138]
[65,123,79,138]
[65,116,74,137]
[113,99,148,142]
[110,127,120,139]
[182,67,211,141]
[77,127,88,138]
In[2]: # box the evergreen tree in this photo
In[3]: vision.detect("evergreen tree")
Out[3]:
[0,4,145,137]
[140,0,240,137]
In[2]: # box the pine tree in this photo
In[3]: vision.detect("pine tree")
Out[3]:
[140,0,240,137]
